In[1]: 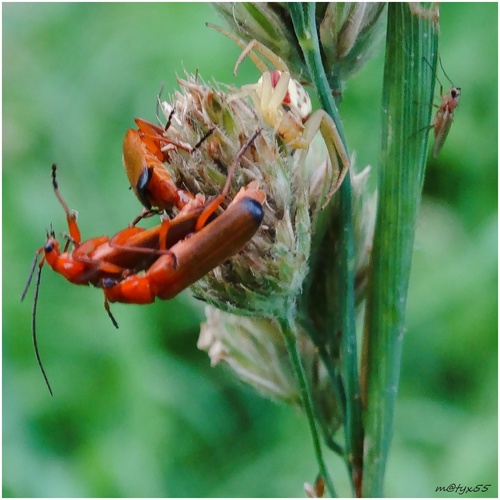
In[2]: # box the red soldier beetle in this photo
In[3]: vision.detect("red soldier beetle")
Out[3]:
[105,128,267,305]
[24,129,261,306]
[21,165,202,395]
[22,130,263,394]
[103,191,265,304]
[21,217,197,396]
[123,116,213,212]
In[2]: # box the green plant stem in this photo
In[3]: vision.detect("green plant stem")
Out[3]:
[290,3,363,495]
[279,315,337,497]
[361,4,438,496]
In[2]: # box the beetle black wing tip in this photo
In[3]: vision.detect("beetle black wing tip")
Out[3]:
[239,197,264,227]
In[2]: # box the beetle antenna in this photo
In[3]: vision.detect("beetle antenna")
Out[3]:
[31,262,53,396]
[163,107,175,132]
[222,128,262,197]
[21,249,41,302]
[192,127,215,151]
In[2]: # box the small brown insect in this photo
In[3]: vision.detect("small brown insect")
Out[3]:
[432,85,461,158]
[426,57,461,157]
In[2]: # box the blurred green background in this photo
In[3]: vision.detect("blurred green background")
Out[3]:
[3,3,497,497]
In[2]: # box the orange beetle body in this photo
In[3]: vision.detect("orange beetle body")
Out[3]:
[41,234,126,286]
[30,166,205,291]
[23,128,263,394]
[122,124,196,211]
[104,196,264,304]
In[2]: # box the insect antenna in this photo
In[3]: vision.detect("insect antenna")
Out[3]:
[155,90,213,152]
[192,127,215,151]
[423,56,444,89]
[31,260,53,396]
[222,128,262,196]
[438,55,455,87]
[21,249,41,302]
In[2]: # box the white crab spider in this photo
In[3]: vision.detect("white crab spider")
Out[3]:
[209,24,350,204]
